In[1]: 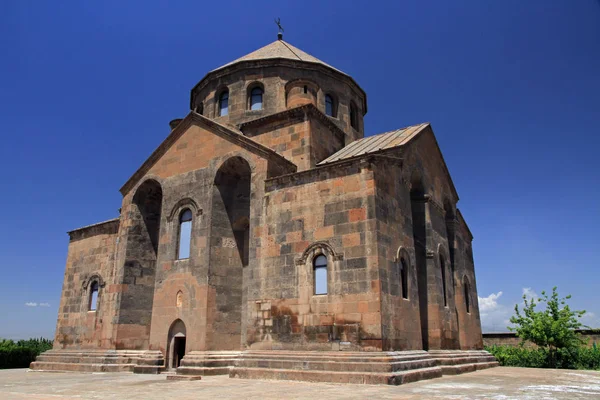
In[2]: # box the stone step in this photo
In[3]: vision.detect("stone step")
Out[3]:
[30,350,164,374]
[177,366,231,376]
[435,356,497,366]
[35,355,137,364]
[237,351,431,364]
[30,361,135,373]
[180,358,235,368]
[230,366,443,385]
[441,361,499,375]
[235,357,437,373]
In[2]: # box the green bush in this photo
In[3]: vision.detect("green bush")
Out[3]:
[486,344,600,370]
[0,338,53,369]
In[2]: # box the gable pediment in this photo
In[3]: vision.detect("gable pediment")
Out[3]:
[119,112,296,196]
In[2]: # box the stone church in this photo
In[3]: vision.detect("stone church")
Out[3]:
[32,35,497,384]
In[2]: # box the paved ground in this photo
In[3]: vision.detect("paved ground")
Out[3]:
[1,367,600,399]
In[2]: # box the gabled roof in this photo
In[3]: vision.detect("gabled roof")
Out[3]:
[119,112,296,196]
[213,40,346,76]
[318,123,430,165]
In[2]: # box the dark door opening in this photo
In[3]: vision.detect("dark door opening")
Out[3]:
[172,337,186,369]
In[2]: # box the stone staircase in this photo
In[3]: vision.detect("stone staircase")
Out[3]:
[176,351,241,376]
[29,349,164,374]
[428,350,499,375]
[228,350,443,385]
[30,348,498,385]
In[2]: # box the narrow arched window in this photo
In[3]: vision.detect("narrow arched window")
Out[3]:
[250,87,263,110]
[218,90,229,116]
[325,94,336,117]
[440,255,447,307]
[314,255,328,295]
[178,209,193,259]
[400,257,409,299]
[176,291,183,308]
[89,281,99,311]
[464,278,471,313]
[350,102,358,129]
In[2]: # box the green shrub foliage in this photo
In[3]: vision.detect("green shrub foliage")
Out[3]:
[509,286,588,368]
[0,338,52,369]
[486,344,600,370]
[490,286,600,370]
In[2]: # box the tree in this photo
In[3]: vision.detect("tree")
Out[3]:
[509,286,587,367]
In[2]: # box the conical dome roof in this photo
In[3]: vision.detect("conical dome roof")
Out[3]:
[212,39,346,75]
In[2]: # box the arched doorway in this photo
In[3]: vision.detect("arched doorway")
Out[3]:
[167,319,186,369]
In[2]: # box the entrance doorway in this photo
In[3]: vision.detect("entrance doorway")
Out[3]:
[172,337,186,369]
[167,319,186,370]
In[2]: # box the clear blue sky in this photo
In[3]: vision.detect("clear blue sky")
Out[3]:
[1,1,599,339]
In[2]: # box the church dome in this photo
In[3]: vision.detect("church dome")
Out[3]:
[189,38,367,141]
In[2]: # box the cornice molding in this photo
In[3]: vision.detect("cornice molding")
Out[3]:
[68,218,120,241]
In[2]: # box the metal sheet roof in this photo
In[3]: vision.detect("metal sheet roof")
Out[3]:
[213,40,345,75]
[317,123,429,165]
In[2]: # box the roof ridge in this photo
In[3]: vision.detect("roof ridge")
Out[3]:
[279,40,303,61]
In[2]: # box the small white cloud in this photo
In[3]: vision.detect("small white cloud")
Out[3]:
[522,287,538,301]
[478,291,513,332]
[479,291,503,315]
[25,302,38,307]
[39,303,50,307]
[581,311,600,329]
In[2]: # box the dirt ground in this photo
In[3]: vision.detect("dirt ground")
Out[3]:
[1,367,599,399]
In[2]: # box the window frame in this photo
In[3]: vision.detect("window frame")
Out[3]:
[440,254,448,307]
[350,102,358,130]
[325,94,337,118]
[464,277,471,314]
[313,254,328,295]
[249,86,264,111]
[218,90,229,116]
[177,208,193,260]
[88,281,99,312]
[400,257,409,300]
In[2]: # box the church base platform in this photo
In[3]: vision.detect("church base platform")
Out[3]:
[30,349,498,385]
[175,349,497,385]
[29,350,165,374]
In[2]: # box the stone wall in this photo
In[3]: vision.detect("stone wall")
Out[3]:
[372,158,423,351]
[114,118,287,355]
[242,104,345,171]
[54,220,119,349]
[248,160,381,351]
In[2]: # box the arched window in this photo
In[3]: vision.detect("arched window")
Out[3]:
[464,277,471,313]
[195,103,204,115]
[350,102,358,130]
[250,87,263,110]
[400,257,409,299]
[178,209,193,259]
[89,281,99,311]
[325,94,336,117]
[440,255,447,307]
[218,90,229,116]
[313,255,328,295]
